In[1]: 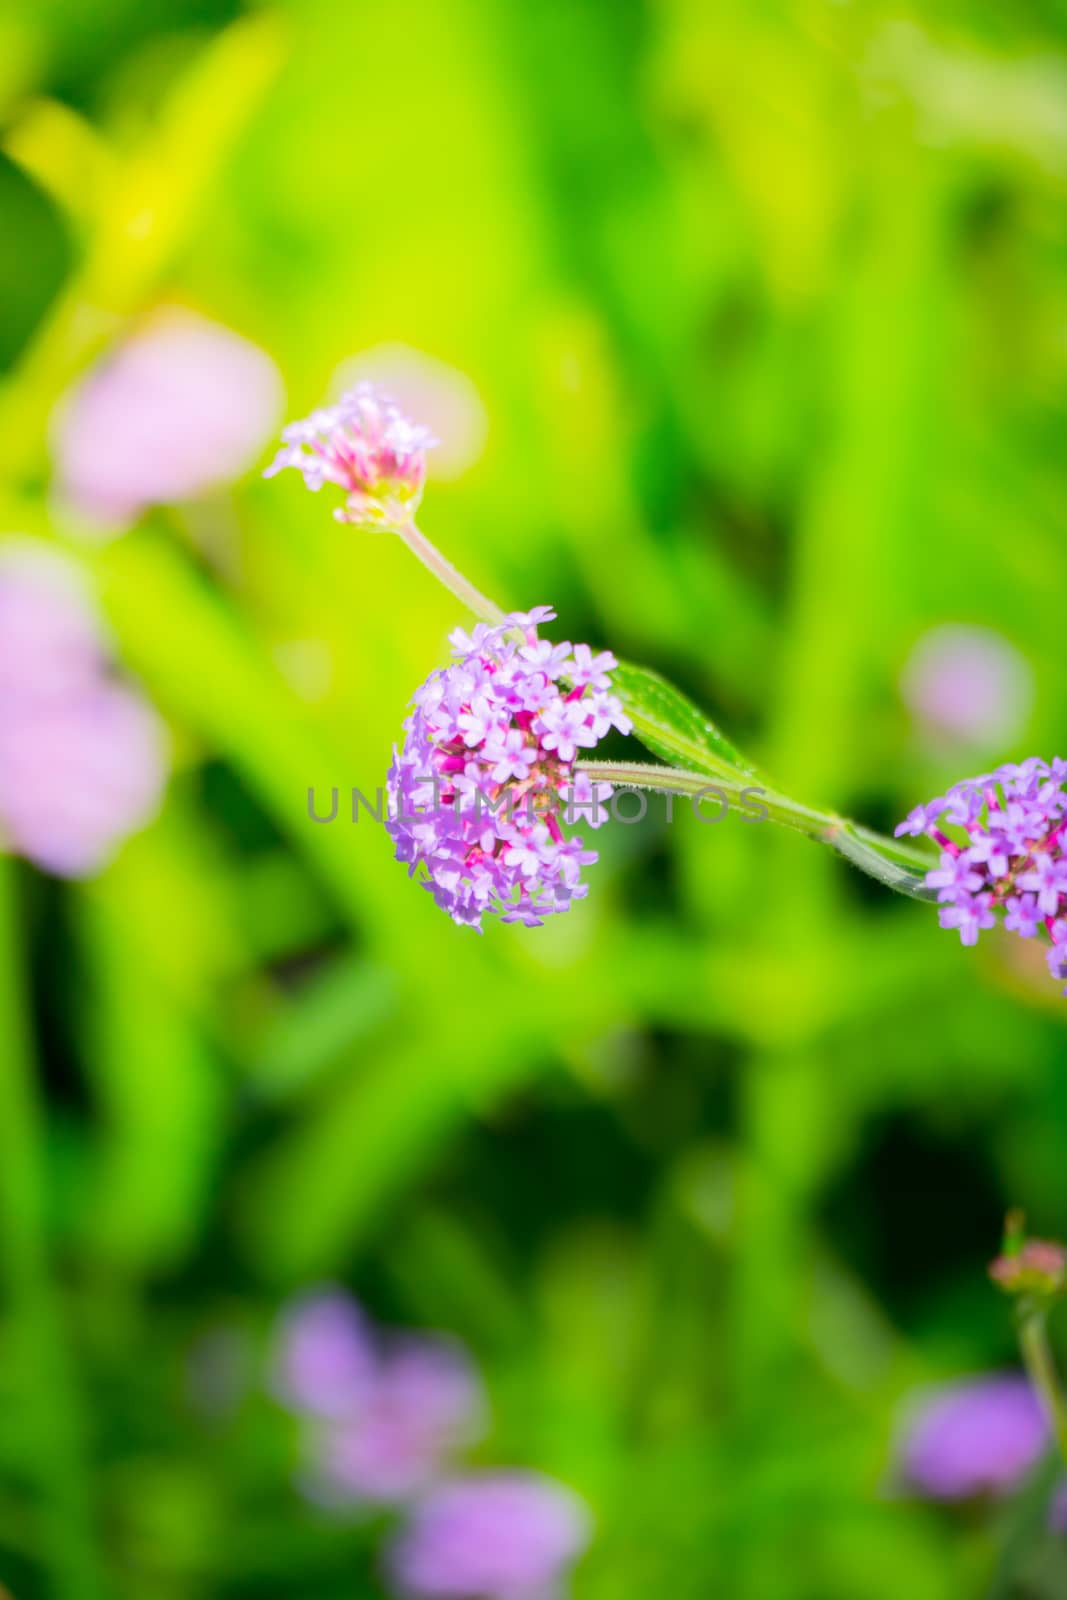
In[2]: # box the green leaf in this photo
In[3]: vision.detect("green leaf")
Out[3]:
[612,659,760,781]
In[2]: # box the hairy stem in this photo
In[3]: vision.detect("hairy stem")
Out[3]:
[384,528,936,902]
[396,521,505,626]
[1018,1305,1067,1469]
[0,858,99,1599]
[576,760,937,901]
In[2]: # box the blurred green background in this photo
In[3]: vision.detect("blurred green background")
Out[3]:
[2,0,1067,1595]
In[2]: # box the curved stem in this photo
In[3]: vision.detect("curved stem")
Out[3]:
[396,521,505,626]
[1018,1304,1067,1469]
[382,527,938,903]
[0,858,99,1599]
[576,760,937,901]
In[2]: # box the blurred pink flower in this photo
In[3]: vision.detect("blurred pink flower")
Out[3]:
[0,542,166,876]
[897,1372,1048,1501]
[387,1472,592,1600]
[52,308,283,532]
[901,625,1033,748]
[305,1336,487,1507]
[271,1289,486,1509]
[271,1289,378,1421]
[334,345,488,482]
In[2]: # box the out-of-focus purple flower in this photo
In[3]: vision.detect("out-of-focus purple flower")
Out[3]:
[0,542,165,876]
[271,1290,486,1509]
[897,760,1067,991]
[386,607,630,930]
[53,308,283,532]
[271,1289,377,1420]
[899,1374,1048,1501]
[334,346,488,482]
[0,545,102,698]
[265,382,436,527]
[901,625,1033,749]
[387,1473,592,1600]
[304,1337,486,1507]
[1049,1478,1067,1533]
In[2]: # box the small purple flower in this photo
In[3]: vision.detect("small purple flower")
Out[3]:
[926,851,983,901]
[536,699,596,764]
[900,761,1067,991]
[901,625,1033,748]
[386,608,631,930]
[519,638,573,676]
[1016,854,1067,917]
[965,834,1011,879]
[0,542,165,876]
[899,1374,1048,1501]
[485,729,539,785]
[567,644,617,692]
[53,308,283,531]
[1004,893,1041,938]
[386,1472,592,1600]
[896,802,939,838]
[264,383,436,527]
[937,891,996,947]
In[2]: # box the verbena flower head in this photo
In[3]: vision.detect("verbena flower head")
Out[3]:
[53,308,283,532]
[990,1237,1067,1299]
[386,1472,592,1600]
[271,1289,485,1508]
[897,759,1067,991]
[334,345,488,482]
[264,382,437,527]
[898,1373,1048,1501]
[0,541,165,876]
[386,607,631,930]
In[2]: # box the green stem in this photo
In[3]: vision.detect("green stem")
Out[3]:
[1018,1303,1067,1469]
[396,521,505,626]
[0,858,98,1600]
[383,529,937,901]
[576,760,937,901]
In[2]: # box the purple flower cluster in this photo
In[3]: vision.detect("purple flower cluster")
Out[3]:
[264,382,437,527]
[273,1290,485,1506]
[898,1372,1048,1501]
[897,759,1067,989]
[270,1290,591,1599]
[386,608,631,929]
[0,542,165,876]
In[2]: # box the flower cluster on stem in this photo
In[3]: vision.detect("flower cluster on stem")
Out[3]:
[897,759,1067,990]
[387,609,631,928]
[265,382,436,528]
